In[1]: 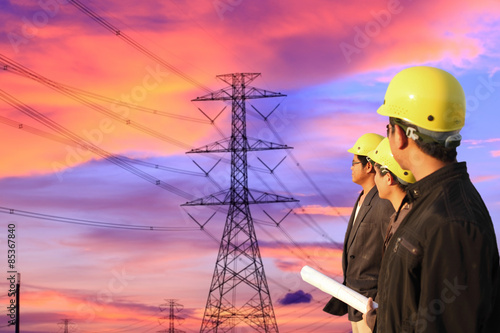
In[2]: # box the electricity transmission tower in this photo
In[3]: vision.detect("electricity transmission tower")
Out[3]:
[182,73,297,332]
[58,319,76,333]
[158,299,185,333]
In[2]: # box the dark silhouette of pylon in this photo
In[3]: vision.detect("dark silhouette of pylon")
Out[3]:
[58,319,76,333]
[158,299,185,333]
[182,73,298,332]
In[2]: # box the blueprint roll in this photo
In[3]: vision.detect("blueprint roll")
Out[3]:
[300,265,378,314]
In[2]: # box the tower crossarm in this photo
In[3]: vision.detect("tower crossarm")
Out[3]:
[217,72,261,86]
[180,189,231,206]
[192,87,285,102]
[186,138,231,153]
[248,189,298,204]
[247,137,291,150]
[187,137,292,154]
[192,88,232,102]
[244,87,286,100]
[181,189,297,206]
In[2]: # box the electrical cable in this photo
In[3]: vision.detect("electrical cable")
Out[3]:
[0,114,204,177]
[67,0,212,93]
[0,54,192,151]
[0,206,198,231]
[0,88,194,199]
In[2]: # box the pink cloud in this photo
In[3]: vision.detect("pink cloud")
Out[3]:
[464,138,500,145]
[471,175,500,183]
[2,2,500,332]
[11,285,200,332]
[2,0,499,181]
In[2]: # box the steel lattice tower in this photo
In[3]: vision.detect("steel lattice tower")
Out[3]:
[182,73,297,332]
[58,319,75,333]
[158,299,185,333]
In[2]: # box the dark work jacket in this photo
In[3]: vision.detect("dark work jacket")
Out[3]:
[323,186,394,322]
[376,162,500,332]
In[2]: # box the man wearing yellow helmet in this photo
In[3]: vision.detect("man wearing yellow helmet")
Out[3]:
[323,133,394,333]
[373,66,500,332]
[367,138,416,252]
[363,138,416,330]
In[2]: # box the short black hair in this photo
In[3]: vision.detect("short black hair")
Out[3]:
[358,155,369,167]
[414,140,457,163]
[357,155,375,174]
[374,163,407,192]
[390,117,458,163]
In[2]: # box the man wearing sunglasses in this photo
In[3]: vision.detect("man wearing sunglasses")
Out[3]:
[323,133,394,333]
[363,137,416,330]
[368,138,416,253]
[372,66,500,332]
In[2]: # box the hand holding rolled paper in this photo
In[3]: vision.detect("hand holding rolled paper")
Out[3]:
[300,265,378,314]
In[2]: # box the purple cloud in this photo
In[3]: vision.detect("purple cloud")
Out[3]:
[279,290,312,305]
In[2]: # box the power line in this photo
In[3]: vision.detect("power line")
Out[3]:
[66,0,212,93]
[250,102,350,223]
[59,82,210,124]
[1,54,298,180]
[0,54,193,151]
[0,114,205,177]
[1,3,354,331]
[0,88,194,199]
[0,86,342,266]
[0,54,272,175]
[2,64,210,124]
[1,28,349,332]
[1,61,347,263]
[0,206,199,231]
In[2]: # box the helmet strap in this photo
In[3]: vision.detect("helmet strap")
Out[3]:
[393,118,461,148]
[444,134,462,148]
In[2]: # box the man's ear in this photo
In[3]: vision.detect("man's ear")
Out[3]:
[365,161,374,174]
[386,172,395,186]
[394,124,409,150]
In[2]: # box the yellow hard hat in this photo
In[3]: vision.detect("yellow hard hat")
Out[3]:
[377,66,465,132]
[348,133,384,156]
[367,138,416,184]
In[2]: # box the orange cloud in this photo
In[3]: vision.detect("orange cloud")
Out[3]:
[262,243,344,279]
[2,0,499,179]
[14,285,202,332]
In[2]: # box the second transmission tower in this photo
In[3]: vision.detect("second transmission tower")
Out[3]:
[158,299,185,333]
[183,73,297,332]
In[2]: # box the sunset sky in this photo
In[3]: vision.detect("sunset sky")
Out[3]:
[1,0,500,332]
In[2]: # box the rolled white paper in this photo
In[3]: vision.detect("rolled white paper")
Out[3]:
[300,265,378,314]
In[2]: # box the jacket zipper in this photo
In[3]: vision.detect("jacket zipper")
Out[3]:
[393,237,421,256]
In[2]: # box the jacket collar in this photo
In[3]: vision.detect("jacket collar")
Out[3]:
[406,162,468,202]
[361,185,378,207]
